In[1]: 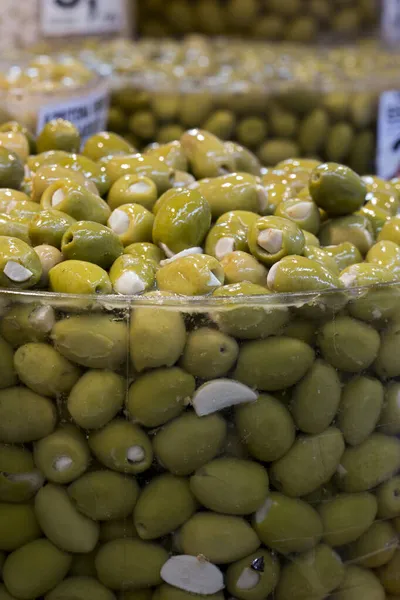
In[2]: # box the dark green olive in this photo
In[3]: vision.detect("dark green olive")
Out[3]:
[309,162,367,216]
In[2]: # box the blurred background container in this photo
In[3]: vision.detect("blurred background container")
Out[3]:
[136,0,380,43]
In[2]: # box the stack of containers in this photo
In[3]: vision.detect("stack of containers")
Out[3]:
[79,36,400,176]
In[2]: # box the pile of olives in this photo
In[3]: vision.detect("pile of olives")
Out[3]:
[0,54,96,94]
[137,0,379,42]
[90,37,400,174]
[1,121,400,599]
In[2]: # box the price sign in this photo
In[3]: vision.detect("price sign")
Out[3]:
[376,90,400,179]
[36,85,109,142]
[40,0,126,36]
[382,0,400,45]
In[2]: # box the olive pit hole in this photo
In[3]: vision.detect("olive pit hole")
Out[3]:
[64,233,74,245]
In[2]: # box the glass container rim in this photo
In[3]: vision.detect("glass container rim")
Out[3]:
[0,280,399,311]
[0,71,107,100]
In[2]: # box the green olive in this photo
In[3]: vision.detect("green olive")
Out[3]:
[275,197,320,234]
[88,418,153,474]
[212,282,290,340]
[156,254,224,295]
[194,173,266,219]
[153,188,211,254]
[0,236,42,289]
[126,367,195,428]
[309,162,367,216]
[180,513,260,564]
[271,544,344,600]
[220,251,268,285]
[31,151,110,196]
[41,180,111,224]
[99,153,174,194]
[61,221,123,269]
[109,254,156,295]
[145,140,188,171]
[205,211,258,259]
[0,148,25,190]
[14,342,80,398]
[248,216,305,266]
[49,259,112,294]
[33,425,90,485]
[270,428,345,497]
[180,129,236,179]
[253,492,322,554]
[82,131,135,161]
[267,255,342,293]
[133,474,196,540]
[319,214,374,255]
[29,209,76,248]
[2,539,71,599]
[107,203,154,246]
[234,336,315,392]
[108,175,158,211]
[153,411,227,476]
[36,119,80,154]
[324,242,363,271]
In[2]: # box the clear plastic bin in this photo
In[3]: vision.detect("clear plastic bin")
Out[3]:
[0,54,109,140]
[136,0,380,42]
[0,284,400,598]
[92,38,400,175]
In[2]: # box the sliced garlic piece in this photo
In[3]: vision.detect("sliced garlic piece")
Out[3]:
[266,261,279,289]
[52,456,73,472]
[286,202,313,220]
[192,379,257,417]
[161,555,224,595]
[236,568,260,590]
[128,181,152,195]
[3,261,32,283]
[257,185,269,213]
[257,229,283,254]
[255,497,273,524]
[207,271,222,288]
[159,243,175,258]
[29,305,55,333]
[339,266,358,288]
[127,446,145,464]
[51,188,65,207]
[5,469,45,492]
[108,209,130,234]
[215,237,235,260]
[160,247,203,266]
[114,272,146,295]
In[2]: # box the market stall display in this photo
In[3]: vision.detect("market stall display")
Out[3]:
[0,121,399,599]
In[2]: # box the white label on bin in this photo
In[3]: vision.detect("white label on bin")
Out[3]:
[382,0,400,44]
[377,90,400,180]
[36,85,109,142]
[40,0,126,37]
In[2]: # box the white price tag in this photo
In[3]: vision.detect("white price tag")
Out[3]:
[40,0,126,37]
[36,85,109,142]
[382,0,400,45]
[376,90,400,179]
